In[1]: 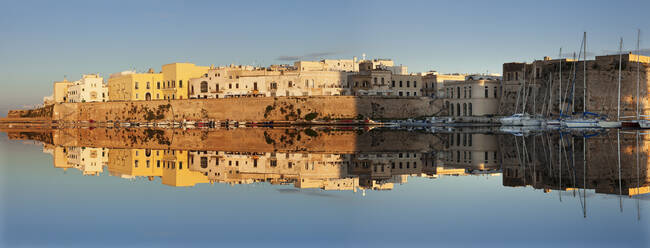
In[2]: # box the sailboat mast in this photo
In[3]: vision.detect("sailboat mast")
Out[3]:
[583,32,587,114]
[523,65,528,113]
[573,52,576,114]
[618,38,623,121]
[559,48,563,116]
[636,29,641,119]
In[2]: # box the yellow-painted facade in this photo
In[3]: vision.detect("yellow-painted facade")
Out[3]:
[108,149,164,177]
[107,71,163,101]
[160,63,210,100]
[53,79,73,103]
[161,150,209,187]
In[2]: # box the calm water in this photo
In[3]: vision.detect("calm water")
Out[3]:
[1,127,648,247]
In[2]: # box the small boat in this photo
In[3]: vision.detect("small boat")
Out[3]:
[500,113,542,126]
[563,118,599,128]
[597,120,621,128]
[545,119,561,126]
[640,120,650,129]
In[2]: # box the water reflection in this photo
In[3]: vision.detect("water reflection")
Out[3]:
[6,127,648,197]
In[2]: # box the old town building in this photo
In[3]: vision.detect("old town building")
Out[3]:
[443,75,501,116]
[66,74,108,103]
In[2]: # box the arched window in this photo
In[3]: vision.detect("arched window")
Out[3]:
[456,103,461,117]
[200,81,208,93]
[468,103,473,116]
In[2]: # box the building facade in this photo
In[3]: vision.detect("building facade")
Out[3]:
[107,69,163,101]
[66,74,108,103]
[444,77,501,116]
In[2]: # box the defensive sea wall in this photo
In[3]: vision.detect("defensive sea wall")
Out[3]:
[51,96,439,122]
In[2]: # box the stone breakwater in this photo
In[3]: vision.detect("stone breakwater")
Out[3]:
[46,96,439,123]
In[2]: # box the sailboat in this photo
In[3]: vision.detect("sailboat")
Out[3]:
[500,63,543,126]
[563,32,601,128]
[599,38,624,128]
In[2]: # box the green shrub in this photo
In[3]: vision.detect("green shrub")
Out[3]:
[304,112,318,121]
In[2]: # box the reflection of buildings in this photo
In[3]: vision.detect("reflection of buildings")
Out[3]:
[41,144,501,191]
[45,144,108,176]
[31,129,649,198]
[500,132,650,196]
[443,133,501,175]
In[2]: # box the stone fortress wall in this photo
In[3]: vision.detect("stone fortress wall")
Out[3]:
[52,96,438,122]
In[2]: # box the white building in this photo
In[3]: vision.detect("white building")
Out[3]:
[67,74,108,103]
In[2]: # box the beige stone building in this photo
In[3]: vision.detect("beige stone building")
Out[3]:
[188,65,350,99]
[348,61,423,97]
[443,76,501,116]
[53,78,74,103]
[421,71,467,98]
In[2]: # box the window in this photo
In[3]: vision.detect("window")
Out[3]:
[469,103,473,116]
[135,82,139,89]
[464,87,467,98]
[146,82,150,89]
[463,103,467,116]
[449,103,453,116]
[407,81,410,87]
[494,87,498,98]
[179,80,183,88]
[200,81,208,93]
[157,160,160,168]
[457,87,460,98]
[457,103,461,117]
[392,80,395,87]
[374,77,377,84]
[157,82,160,89]
[414,81,417,87]
[469,86,472,98]
[485,86,489,98]
[200,157,208,168]
[400,81,403,87]
[134,160,139,167]
[381,78,384,84]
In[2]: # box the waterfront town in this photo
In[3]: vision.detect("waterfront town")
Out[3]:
[29,52,649,126]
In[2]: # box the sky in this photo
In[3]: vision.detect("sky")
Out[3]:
[1,0,649,116]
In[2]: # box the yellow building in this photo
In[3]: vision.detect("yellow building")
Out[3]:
[53,79,74,103]
[160,63,210,100]
[161,150,209,187]
[107,69,163,101]
[107,149,164,177]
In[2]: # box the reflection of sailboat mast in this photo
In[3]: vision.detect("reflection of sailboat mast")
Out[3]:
[617,129,623,212]
[558,133,563,202]
[582,135,587,218]
[636,131,641,221]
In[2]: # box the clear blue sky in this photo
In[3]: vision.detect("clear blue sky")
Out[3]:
[1,0,649,116]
